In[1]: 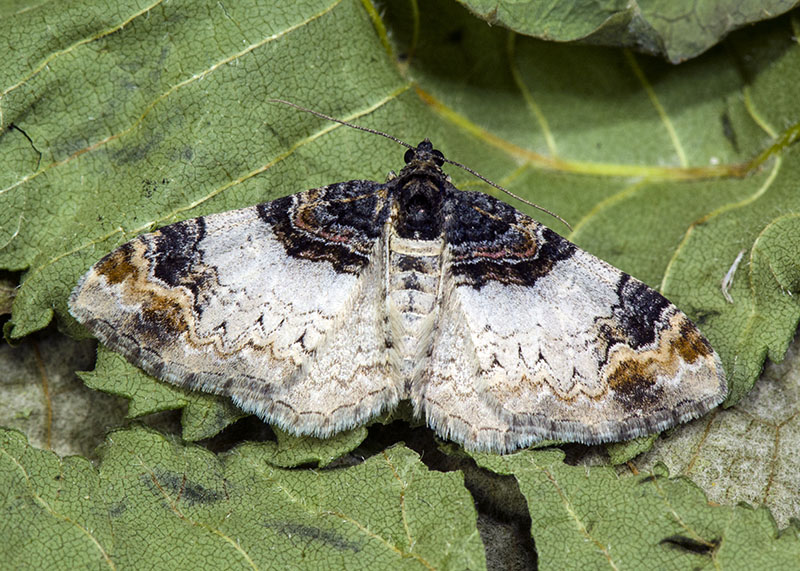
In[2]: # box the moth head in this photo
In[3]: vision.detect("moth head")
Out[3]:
[404,139,445,167]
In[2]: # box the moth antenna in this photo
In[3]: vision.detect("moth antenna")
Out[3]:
[441,156,573,231]
[269,99,415,151]
[270,99,572,231]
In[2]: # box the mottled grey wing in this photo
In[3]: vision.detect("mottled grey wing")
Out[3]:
[418,189,726,453]
[70,180,400,437]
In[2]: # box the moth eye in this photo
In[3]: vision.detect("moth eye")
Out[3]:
[431,149,444,166]
[404,148,415,164]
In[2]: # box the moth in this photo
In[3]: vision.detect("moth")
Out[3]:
[70,108,726,453]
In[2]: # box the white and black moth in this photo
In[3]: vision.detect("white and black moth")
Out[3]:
[70,135,726,453]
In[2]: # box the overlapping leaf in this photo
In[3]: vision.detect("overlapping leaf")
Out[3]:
[2,0,800,566]
[457,0,799,62]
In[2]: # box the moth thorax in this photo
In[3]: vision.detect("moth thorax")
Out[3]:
[386,231,445,381]
[394,178,444,240]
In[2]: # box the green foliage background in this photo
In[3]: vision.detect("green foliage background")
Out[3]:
[2,0,800,568]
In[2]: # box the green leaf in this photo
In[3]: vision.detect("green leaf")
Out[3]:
[265,426,369,468]
[456,0,799,63]
[474,448,800,569]
[0,426,485,569]
[3,1,800,565]
[671,211,800,404]
[0,429,111,569]
[79,345,245,441]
